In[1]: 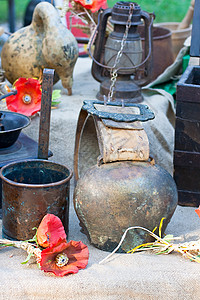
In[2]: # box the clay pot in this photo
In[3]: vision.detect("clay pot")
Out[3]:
[154,22,192,60]
[1,2,79,95]
[74,160,178,252]
[138,25,174,81]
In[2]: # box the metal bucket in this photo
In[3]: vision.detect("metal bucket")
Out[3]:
[0,159,72,240]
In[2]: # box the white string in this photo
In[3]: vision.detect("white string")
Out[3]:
[99,226,167,265]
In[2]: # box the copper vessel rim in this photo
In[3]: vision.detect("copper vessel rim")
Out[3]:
[0,159,73,188]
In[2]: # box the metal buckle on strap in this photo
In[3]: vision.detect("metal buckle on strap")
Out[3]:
[82,100,155,123]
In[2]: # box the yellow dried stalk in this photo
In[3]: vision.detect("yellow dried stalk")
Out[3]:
[99,223,200,265]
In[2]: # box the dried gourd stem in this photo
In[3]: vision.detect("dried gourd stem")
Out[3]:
[99,226,169,265]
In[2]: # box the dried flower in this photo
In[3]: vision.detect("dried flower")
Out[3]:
[6,77,42,116]
[40,238,89,277]
[37,214,67,248]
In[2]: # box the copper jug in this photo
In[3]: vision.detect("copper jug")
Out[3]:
[73,101,178,252]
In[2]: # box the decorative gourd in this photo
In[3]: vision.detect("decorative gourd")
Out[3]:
[1,2,79,95]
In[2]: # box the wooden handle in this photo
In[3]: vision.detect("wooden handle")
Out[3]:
[177,0,195,30]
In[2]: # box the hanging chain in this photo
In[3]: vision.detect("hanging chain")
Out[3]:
[107,2,135,102]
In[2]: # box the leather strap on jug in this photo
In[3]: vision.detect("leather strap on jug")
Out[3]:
[74,101,155,184]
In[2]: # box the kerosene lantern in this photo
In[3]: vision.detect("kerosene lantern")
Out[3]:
[90,1,154,103]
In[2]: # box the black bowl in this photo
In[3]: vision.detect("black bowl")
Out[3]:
[0,111,30,148]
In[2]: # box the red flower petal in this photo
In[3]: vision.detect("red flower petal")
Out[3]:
[37,214,67,248]
[74,0,107,12]
[64,240,89,269]
[40,238,89,277]
[195,206,200,218]
[6,77,42,116]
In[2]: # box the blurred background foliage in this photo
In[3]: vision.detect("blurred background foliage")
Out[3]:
[107,0,192,23]
[0,0,29,22]
[0,0,192,24]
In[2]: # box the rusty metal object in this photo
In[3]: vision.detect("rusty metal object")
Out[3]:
[91,2,154,103]
[0,134,53,209]
[74,160,178,252]
[38,69,54,160]
[0,159,72,240]
[174,66,200,207]
[74,103,178,252]
[82,100,155,122]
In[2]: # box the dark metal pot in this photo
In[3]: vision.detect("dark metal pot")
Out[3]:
[74,160,178,252]
[0,159,72,240]
[0,111,30,148]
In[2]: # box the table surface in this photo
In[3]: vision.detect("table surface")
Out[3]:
[1,57,200,300]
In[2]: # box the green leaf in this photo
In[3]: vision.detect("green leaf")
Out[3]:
[21,253,34,264]
[51,100,61,106]
[52,89,61,101]
[0,243,14,247]
[51,90,61,107]
[27,234,37,243]
[156,249,170,255]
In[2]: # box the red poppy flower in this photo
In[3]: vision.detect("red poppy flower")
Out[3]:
[40,238,89,277]
[37,214,67,248]
[6,77,42,116]
[74,0,107,12]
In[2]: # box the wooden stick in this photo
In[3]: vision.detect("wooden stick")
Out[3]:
[177,0,195,30]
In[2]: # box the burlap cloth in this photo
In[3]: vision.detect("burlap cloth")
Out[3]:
[0,57,200,300]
